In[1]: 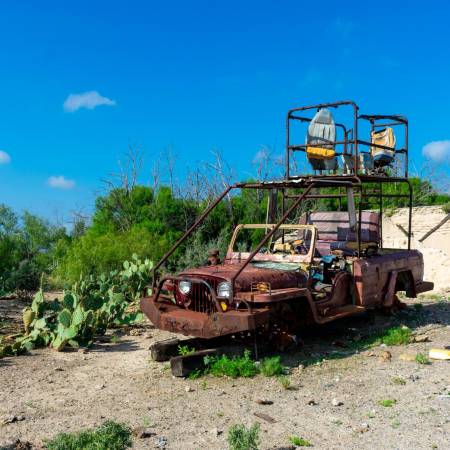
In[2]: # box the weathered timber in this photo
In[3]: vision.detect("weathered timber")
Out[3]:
[150,338,181,361]
[170,348,218,377]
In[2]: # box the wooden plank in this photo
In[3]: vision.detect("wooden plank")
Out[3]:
[419,213,450,242]
[150,338,180,361]
[170,349,218,377]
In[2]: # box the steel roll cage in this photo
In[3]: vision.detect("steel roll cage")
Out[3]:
[151,101,413,303]
[285,100,409,179]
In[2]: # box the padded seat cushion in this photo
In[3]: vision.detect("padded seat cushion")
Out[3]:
[307,211,380,256]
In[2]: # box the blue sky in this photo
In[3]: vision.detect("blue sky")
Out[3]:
[1,0,450,223]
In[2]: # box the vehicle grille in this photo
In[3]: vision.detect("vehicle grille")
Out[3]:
[187,276,219,314]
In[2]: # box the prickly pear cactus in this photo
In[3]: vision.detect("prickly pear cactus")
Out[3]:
[10,255,153,356]
[22,308,35,335]
[58,309,72,328]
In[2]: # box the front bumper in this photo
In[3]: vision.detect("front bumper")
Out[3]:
[140,296,270,338]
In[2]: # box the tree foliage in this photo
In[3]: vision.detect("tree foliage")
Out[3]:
[0,205,66,296]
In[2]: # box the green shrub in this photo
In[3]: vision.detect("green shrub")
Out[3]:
[53,227,162,286]
[207,350,258,378]
[381,327,411,346]
[227,423,260,450]
[46,420,132,450]
[442,202,450,214]
[260,355,284,377]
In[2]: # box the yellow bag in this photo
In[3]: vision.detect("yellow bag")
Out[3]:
[306,146,335,160]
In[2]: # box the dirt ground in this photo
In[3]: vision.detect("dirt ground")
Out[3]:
[0,295,449,450]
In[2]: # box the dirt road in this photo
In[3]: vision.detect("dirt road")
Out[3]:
[1,296,449,450]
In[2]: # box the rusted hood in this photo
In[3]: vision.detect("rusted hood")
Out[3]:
[179,263,308,292]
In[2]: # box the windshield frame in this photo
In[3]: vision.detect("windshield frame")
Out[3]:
[226,224,317,264]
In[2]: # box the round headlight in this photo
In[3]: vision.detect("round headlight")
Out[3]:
[178,280,192,295]
[217,282,231,299]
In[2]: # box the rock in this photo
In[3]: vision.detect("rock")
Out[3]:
[256,399,273,405]
[331,398,343,406]
[297,364,305,371]
[399,353,416,362]
[133,427,155,438]
[2,415,25,425]
[409,374,420,382]
[253,412,276,423]
[378,351,392,362]
[2,439,33,450]
[356,422,370,433]
[155,436,168,448]
[78,348,89,354]
[210,427,223,436]
[54,367,64,371]
[307,399,318,406]
[185,385,194,393]
[412,334,430,343]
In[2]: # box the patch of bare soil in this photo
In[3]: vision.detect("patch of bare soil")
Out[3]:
[0,297,29,338]
[0,297,449,450]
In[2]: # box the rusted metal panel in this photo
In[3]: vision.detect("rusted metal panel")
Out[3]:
[353,250,424,306]
[140,296,270,338]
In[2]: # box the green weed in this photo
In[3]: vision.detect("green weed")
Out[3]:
[142,416,152,427]
[207,350,258,378]
[381,327,411,346]
[260,355,284,377]
[227,423,260,450]
[188,369,202,380]
[278,375,291,390]
[46,420,132,450]
[378,399,397,407]
[110,334,121,344]
[289,436,313,447]
[178,344,196,356]
[415,353,431,365]
[391,376,406,385]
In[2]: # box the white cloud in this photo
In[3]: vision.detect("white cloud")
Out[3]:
[63,91,116,112]
[48,175,76,189]
[422,140,450,163]
[0,150,11,164]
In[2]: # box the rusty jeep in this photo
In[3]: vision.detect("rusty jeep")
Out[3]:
[141,100,434,339]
